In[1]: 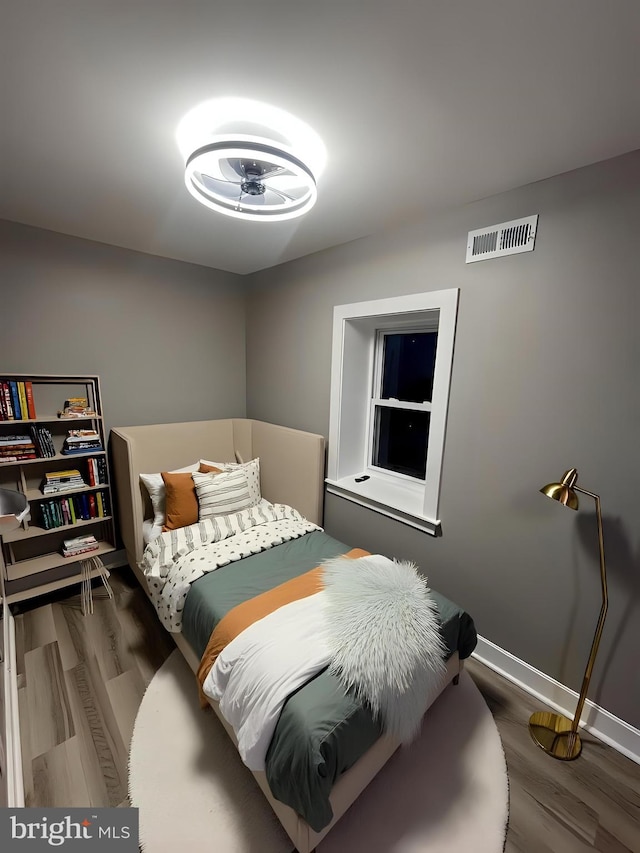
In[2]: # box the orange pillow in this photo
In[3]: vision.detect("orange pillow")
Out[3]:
[199,463,222,474]
[162,463,222,530]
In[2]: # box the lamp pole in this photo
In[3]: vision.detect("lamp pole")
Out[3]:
[529,475,608,760]
[567,487,608,737]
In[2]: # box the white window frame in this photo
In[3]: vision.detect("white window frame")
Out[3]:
[326,289,459,535]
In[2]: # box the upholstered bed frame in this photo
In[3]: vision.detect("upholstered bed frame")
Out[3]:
[110,419,461,853]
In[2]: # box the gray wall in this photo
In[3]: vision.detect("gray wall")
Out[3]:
[0,220,247,434]
[245,150,640,728]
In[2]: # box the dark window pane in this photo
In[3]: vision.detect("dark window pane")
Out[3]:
[372,407,430,479]
[381,332,438,403]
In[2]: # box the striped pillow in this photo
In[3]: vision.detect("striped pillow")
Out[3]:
[193,470,253,519]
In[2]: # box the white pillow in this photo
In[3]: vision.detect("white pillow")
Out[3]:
[193,469,254,519]
[199,457,261,506]
[140,463,199,529]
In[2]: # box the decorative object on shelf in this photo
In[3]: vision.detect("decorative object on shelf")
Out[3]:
[57,397,97,419]
[0,487,30,532]
[529,467,609,760]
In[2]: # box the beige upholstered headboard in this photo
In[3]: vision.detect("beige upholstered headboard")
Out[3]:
[109,419,325,569]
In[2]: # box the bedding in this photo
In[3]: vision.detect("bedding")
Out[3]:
[139,499,320,631]
[142,518,156,546]
[154,527,478,832]
[201,554,446,772]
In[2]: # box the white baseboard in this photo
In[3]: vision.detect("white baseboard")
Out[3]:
[2,605,24,806]
[473,635,640,766]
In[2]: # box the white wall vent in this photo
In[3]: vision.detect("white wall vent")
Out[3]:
[466,215,538,263]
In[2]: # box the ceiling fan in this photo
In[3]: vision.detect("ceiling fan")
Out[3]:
[184,140,317,221]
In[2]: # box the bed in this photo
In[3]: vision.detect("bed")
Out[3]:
[111,418,477,853]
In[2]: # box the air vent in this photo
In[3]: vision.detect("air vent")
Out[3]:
[466,215,538,263]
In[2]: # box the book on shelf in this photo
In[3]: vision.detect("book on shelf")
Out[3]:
[9,381,22,420]
[29,424,56,458]
[44,469,84,481]
[62,533,99,558]
[17,382,29,420]
[0,429,56,462]
[0,380,37,421]
[42,484,82,494]
[61,428,103,455]
[58,397,97,419]
[64,533,97,547]
[25,381,36,419]
[0,435,33,446]
[86,456,106,486]
[42,468,86,494]
[0,433,37,462]
[0,381,14,419]
[39,489,96,528]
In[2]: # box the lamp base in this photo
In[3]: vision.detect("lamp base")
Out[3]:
[528,711,582,760]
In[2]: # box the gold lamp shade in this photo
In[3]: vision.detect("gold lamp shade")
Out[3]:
[540,467,579,510]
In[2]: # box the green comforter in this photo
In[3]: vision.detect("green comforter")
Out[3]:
[182,531,477,831]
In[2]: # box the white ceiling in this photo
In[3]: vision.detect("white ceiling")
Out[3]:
[2,1,640,276]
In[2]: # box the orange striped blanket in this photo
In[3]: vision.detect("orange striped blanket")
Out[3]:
[196,547,369,705]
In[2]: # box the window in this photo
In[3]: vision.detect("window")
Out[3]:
[326,289,458,535]
[370,329,438,480]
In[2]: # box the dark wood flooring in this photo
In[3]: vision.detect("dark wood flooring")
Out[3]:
[12,567,640,851]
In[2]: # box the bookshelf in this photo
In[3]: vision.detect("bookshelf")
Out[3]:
[0,374,115,604]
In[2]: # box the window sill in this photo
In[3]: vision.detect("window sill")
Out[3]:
[325,476,441,536]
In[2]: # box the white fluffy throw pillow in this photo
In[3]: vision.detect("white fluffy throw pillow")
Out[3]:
[322,554,447,743]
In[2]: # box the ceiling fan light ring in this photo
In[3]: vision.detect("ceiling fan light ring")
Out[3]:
[184,141,317,221]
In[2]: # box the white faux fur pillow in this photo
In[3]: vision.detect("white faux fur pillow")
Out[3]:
[322,554,447,743]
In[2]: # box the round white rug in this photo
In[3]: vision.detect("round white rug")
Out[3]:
[129,651,509,853]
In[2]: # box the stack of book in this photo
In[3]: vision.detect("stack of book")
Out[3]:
[0,379,37,420]
[61,429,103,455]
[42,469,86,494]
[62,534,99,558]
[0,434,37,462]
[57,397,97,419]
[30,424,56,458]
[39,489,110,529]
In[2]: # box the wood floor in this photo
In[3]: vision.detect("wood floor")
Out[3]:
[13,567,640,852]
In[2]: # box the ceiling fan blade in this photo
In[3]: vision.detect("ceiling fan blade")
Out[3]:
[200,173,242,199]
[265,186,298,203]
[265,174,307,192]
[239,193,266,207]
[256,165,289,181]
[219,158,247,182]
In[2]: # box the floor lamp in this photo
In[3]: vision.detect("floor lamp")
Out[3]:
[529,467,609,760]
